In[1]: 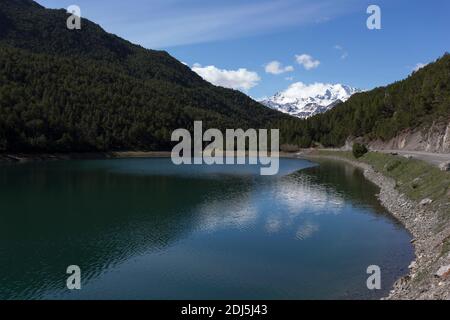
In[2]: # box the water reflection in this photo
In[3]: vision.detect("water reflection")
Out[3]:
[0,158,413,300]
[295,222,320,240]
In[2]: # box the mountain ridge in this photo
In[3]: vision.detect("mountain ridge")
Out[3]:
[260,83,361,119]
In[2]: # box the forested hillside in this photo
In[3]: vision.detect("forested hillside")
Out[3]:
[0,0,448,153]
[279,54,450,148]
[0,0,289,152]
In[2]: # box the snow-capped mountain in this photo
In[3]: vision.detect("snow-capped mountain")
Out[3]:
[260,83,361,119]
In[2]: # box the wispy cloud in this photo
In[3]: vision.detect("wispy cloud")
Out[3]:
[295,54,320,70]
[192,64,260,91]
[101,0,358,48]
[265,61,294,75]
[334,44,348,59]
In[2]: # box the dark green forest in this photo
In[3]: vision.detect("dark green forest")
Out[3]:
[0,0,449,153]
[0,0,289,152]
[0,45,289,152]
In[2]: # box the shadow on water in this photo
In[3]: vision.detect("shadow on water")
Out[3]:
[0,158,413,300]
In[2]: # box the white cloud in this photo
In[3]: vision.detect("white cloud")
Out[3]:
[295,54,320,70]
[192,64,260,91]
[413,63,427,72]
[265,61,294,75]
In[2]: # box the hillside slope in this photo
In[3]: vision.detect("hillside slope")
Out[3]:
[279,54,450,149]
[0,0,289,153]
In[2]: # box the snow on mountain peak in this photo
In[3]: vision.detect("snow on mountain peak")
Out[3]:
[260,82,361,119]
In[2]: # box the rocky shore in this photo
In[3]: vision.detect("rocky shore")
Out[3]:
[301,153,450,300]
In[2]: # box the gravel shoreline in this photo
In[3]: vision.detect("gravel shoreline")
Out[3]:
[301,154,450,300]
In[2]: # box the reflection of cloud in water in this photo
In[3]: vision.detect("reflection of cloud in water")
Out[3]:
[295,222,319,240]
[263,174,345,239]
[193,172,346,237]
[197,194,257,232]
[265,217,282,233]
[274,175,344,215]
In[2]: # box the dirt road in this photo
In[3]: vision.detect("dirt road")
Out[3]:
[378,150,450,166]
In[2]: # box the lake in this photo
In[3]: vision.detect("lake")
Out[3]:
[0,157,414,300]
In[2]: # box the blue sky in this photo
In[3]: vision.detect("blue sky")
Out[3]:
[37,0,449,98]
